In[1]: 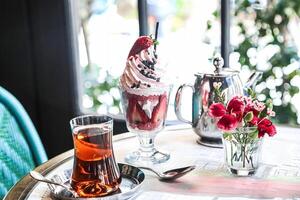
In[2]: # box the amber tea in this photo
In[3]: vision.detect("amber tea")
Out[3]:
[70,115,120,198]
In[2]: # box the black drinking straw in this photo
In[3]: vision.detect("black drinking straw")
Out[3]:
[154,22,159,51]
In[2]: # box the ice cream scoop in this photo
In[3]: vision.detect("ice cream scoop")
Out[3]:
[120,36,167,95]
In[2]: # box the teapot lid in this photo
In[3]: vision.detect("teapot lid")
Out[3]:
[197,57,239,77]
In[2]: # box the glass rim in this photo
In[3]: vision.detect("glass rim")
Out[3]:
[228,126,258,134]
[235,127,258,131]
[118,84,172,92]
[70,114,113,128]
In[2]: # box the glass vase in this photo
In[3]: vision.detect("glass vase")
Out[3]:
[222,127,263,176]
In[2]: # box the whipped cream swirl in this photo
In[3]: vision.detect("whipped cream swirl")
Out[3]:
[120,46,167,95]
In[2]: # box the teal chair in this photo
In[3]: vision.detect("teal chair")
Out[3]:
[0,86,47,199]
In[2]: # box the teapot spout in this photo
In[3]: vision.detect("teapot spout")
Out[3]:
[244,71,263,90]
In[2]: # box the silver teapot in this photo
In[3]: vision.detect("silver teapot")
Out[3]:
[174,57,262,148]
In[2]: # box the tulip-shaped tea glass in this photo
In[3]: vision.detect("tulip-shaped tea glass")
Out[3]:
[120,86,171,165]
[70,115,121,197]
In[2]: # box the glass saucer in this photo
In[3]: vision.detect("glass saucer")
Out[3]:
[48,163,145,200]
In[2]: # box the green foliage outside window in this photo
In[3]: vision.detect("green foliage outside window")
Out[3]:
[235,0,300,125]
[81,0,300,124]
[208,0,300,125]
[82,65,120,113]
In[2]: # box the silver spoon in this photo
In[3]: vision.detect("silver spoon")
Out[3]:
[138,165,196,181]
[29,171,78,197]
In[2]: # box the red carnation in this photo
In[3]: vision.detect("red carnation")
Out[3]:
[257,118,277,138]
[227,97,245,121]
[227,97,244,113]
[249,115,260,126]
[209,103,226,117]
[217,114,239,131]
[244,104,259,117]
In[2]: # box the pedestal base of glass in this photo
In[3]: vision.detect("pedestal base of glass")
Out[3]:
[125,132,170,166]
[125,149,170,166]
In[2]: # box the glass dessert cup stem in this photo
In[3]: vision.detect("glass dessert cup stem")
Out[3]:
[125,131,170,166]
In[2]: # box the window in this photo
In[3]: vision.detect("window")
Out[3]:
[77,0,139,115]
[76,0,220,121]
[230,0,300,124]
[142,0,221,121]
[75,0,300,125]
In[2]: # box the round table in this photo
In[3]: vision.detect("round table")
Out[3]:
[4,126,300,200]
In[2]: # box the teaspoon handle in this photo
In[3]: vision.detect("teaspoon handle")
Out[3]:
[29,171,69,189]
[137,166,162,177]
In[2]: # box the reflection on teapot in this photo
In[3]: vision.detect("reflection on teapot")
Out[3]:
[174,57,262,148]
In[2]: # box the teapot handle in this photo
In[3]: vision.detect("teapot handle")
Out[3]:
[174,84,194,125]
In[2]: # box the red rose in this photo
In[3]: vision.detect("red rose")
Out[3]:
[217,114,238,131]
[227,97,245,121]
[257,118,276,138]
[209,103,226,117]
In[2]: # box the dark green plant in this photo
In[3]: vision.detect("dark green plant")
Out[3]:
[208,0,300,125]
[79,0,121,114]
[83,65,120,113]
[234,0,300,125]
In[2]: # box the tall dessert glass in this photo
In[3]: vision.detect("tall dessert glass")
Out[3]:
[119,32,170,165]
[120,85,171,165]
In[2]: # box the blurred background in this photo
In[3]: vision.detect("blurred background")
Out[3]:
[0,0,299,158]
[77,0,300,125]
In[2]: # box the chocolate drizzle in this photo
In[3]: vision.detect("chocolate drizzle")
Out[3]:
[138,54,160,82]
[126,37,162,90]
[139,65,160,82]
[141,60,155,70]
[131,81,142,89]
[130,83,136,88]
[131,82,152,88]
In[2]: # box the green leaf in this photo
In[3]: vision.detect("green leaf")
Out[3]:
[223,132,232,140]
[207,21,212,30]
[248,129,259,139]
[153,40,159,45]
[244,111,254,122]
[212,10,220,18]
[247,88,256,99]
[266,99,273,109]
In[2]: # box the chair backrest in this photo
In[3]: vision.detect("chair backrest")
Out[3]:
[0,86,47,199]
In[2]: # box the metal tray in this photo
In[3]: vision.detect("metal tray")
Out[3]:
[48,163,145,200]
